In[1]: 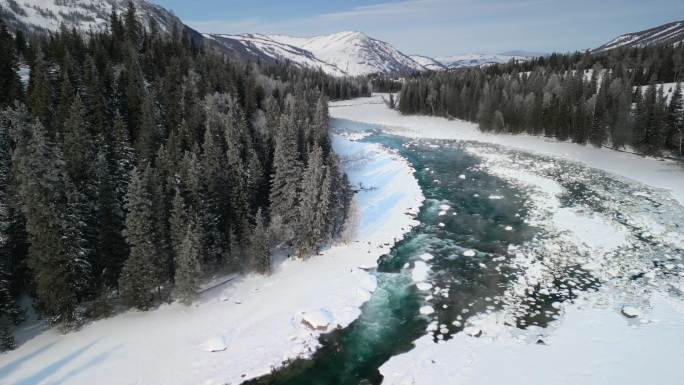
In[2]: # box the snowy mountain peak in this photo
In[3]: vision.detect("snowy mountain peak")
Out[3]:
[594,20,684,52]
[205,31,427,77]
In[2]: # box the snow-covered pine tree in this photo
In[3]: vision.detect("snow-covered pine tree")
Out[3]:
[0,112,21,350]
[12,112,82,327]
[269,113,303,234]
[175,216,202,304]
[170,187,188,259]
[0,21,22,108]
[26,47,52,133]
[119,165,157,310]
[295,145,326,256]
[223,102,250,242]
[249,209,271,275]
[312,95,331,154]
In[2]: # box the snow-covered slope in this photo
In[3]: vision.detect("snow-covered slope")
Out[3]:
[435,53,530,69]
[0,0,183,35]
[594,20,684,52]
[206,31,428,76]
[205,33,348,76]
[410,55,446,71]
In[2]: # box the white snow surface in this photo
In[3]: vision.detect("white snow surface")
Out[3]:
[0,134,424,385]
[381,293,684,385]
[330,94,684,206]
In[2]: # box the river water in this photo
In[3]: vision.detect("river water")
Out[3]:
[248,119,684,385]
[248,132,546,385]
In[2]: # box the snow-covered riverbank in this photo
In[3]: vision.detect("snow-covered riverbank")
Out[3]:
[330,96,684,385]
[0,135,424,385]
[331,95,684,206]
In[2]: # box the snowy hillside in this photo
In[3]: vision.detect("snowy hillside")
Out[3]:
[0,0,183,35]
[206,31,428,76]
[435,53,530,69]
[594,20,684,52]
[205,33,348,76]
[409,55,446,71]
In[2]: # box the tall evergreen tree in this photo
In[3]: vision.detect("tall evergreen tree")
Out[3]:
[269,113,303,233]
[295,145,326,255]
[249,209,271,275]
[175,215,202,304]
[0,21,22,108]
[119,165,157,310]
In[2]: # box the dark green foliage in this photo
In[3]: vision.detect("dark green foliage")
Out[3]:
[398,44,684,156]
[0,4,357,338]
[398,46,684,155]
[249,209,271,275]
[175,215,202,304]
[0,21,22,108]
[119,166,157,310]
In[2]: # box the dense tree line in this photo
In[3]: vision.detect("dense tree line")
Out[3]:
[0,2,360,349]
[398,45,684,157]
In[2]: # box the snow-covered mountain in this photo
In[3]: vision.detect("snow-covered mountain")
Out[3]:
[435,53,530,69]
[0,0,184,35]
[409,55,446,71]
[594,20,684,52]
[206,31,428,77]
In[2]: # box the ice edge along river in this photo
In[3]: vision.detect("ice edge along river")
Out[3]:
[329,95,684,385]
[0,134,425,385]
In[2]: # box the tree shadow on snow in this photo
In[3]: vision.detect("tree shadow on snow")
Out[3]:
[5,339,110,385]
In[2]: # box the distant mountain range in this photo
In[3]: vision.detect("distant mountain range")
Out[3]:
[1,1,681,77]
[206,31,427,77]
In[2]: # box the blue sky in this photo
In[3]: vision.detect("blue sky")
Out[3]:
[154,0,684,56]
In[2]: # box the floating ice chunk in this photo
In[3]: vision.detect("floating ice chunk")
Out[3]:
[505,226,513,231]
[459,174,466,180]
[416,282,433,291]
[489,195,504,200]
[621,306,642,319]
[438,204,451,211]
[412,261,431,282]
[419,253,434,261]
[420,306,435,315]
[438,223,446,228]
[438,210,448,216]
[551,302,562,310]
[202,336,227,352]
[463,250,476,257]
[301,309,335,331]
[451,320,462,327]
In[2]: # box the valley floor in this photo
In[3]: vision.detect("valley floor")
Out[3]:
[330,95,684,385]
[0,135,424,385]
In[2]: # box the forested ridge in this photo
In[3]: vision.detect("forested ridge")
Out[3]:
[397,45,684,157]
[0,2,371,350]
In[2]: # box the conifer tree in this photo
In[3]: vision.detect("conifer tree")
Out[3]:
[295,145,325,255]
[119,165,157,310]
[12,114,83,327]
[249,209,271,275]
[269,113,303,233]
[175,216,202,304]
[0,21,22,108]
[666,82,683,155]
[27,47,52,132]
